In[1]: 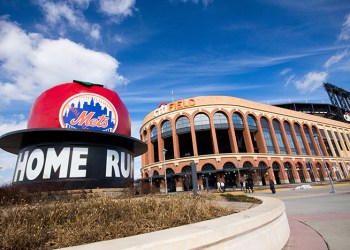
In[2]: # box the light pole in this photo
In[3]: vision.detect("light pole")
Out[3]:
[237,159,241,186]
[313,134,335,193]
[162,148,168,195]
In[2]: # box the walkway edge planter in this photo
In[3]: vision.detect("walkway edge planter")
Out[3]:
[62,196,290,250]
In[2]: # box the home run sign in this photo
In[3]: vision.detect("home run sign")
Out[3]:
[0,80,147,189]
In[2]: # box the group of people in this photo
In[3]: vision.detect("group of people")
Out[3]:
[239,178,254,193]
[216,174,277,194]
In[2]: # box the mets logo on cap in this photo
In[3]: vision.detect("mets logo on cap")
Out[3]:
[59,93,118,132]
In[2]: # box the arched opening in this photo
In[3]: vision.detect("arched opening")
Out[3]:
[143,130,148,164]
[272,162,281,184]
[294,123,307,155]
[151,126,159,162]
[152,171,160,189]
[214,112,232,153]
[258,161,268,186]
[284,121,298,155]
[247,114,259,153]
[316,162,325,181]
[176,116,194,157]
[194,113,214,155]
[296,162,306,182]
[284,162,295,183]
[260,117,276,154]
[319,129,333,156]
[232,113,247,152]
[303,125,316,155]
[161,120,174,160]
[201,164,217,189]
[273,119,287,154]
[331,162,341,180]
[181,166,192,191]
[223,162,237,188]
[165,168,176,193]
[306,161,315,182]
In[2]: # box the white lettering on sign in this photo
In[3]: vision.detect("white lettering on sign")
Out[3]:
[105,150,132,178]
[69,148,88,178]
[13,147,133,182]
[26,149,45,180]
[43,148,70,179]
[13,147,89,182]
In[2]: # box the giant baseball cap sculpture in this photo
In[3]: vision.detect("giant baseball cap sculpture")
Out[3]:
[0,80,147,189]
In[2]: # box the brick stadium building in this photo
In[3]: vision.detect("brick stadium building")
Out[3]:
[139,96,350,192]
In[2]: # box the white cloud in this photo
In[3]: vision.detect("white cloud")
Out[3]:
[323,49,348,69]
[0,20,128,104]
[284,74,295,87]
[99,0,136,17]
[280,68,291,76]
[37,0,99,40]
[338,13,350,41]
[295,71,328,93]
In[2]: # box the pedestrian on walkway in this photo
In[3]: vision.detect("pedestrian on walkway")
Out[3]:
[269,179,276,194]
[217,181,222,193]
[240,179,244,191]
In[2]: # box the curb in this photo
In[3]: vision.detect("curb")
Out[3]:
[61,196,289,250]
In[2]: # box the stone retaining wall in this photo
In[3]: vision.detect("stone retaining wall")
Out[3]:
[62,196,290,250]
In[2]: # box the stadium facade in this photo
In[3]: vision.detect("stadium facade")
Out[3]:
[139,95,350,192]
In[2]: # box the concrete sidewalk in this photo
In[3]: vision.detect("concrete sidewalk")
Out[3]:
[248,182,350,250]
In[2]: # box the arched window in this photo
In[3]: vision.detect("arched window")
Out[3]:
[202,164,216,172]
[247,115,257,131]
[176,116,190,134]
[294,123,307,155]
[303,125,316,155]
[213,112,228,129]
[284,162,295,183]
[161,120,172,138]
[284,121,297,155]
[182,166,192,173]
[151,126,158,142]
[143,130,148,143]
[273,119,287,154]
[194,113,210,130]
[261,117,276,154]
[232,113,244,129]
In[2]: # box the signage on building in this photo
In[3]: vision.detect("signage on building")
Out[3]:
[154,99,196,117]
[13,144,133,186]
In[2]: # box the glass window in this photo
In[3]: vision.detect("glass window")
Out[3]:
[294,124,307,155]
[161,120,172,138]
[247,115,257,131]
[328,130,340,157]
[176,116,191,134]
[340,132,349,151]
[273,120,287,154]
[319,129,333,156]
[284,121,297,155]
[232,113,244,129]
[303,125,316,155]
[260,117,276,154]
[151,126,158,141]
[214,112,228,129]
[194,113,210,130]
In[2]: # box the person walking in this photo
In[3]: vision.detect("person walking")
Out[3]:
[240,179,244,191]
[217,181,222,193]
[269,179,276,194]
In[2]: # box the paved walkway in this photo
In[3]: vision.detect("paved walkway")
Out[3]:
[244,182,350,250]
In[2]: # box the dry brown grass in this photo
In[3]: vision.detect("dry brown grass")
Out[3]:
[0,190,234,249]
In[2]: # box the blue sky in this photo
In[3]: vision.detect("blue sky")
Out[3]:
[1,0,350,183]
